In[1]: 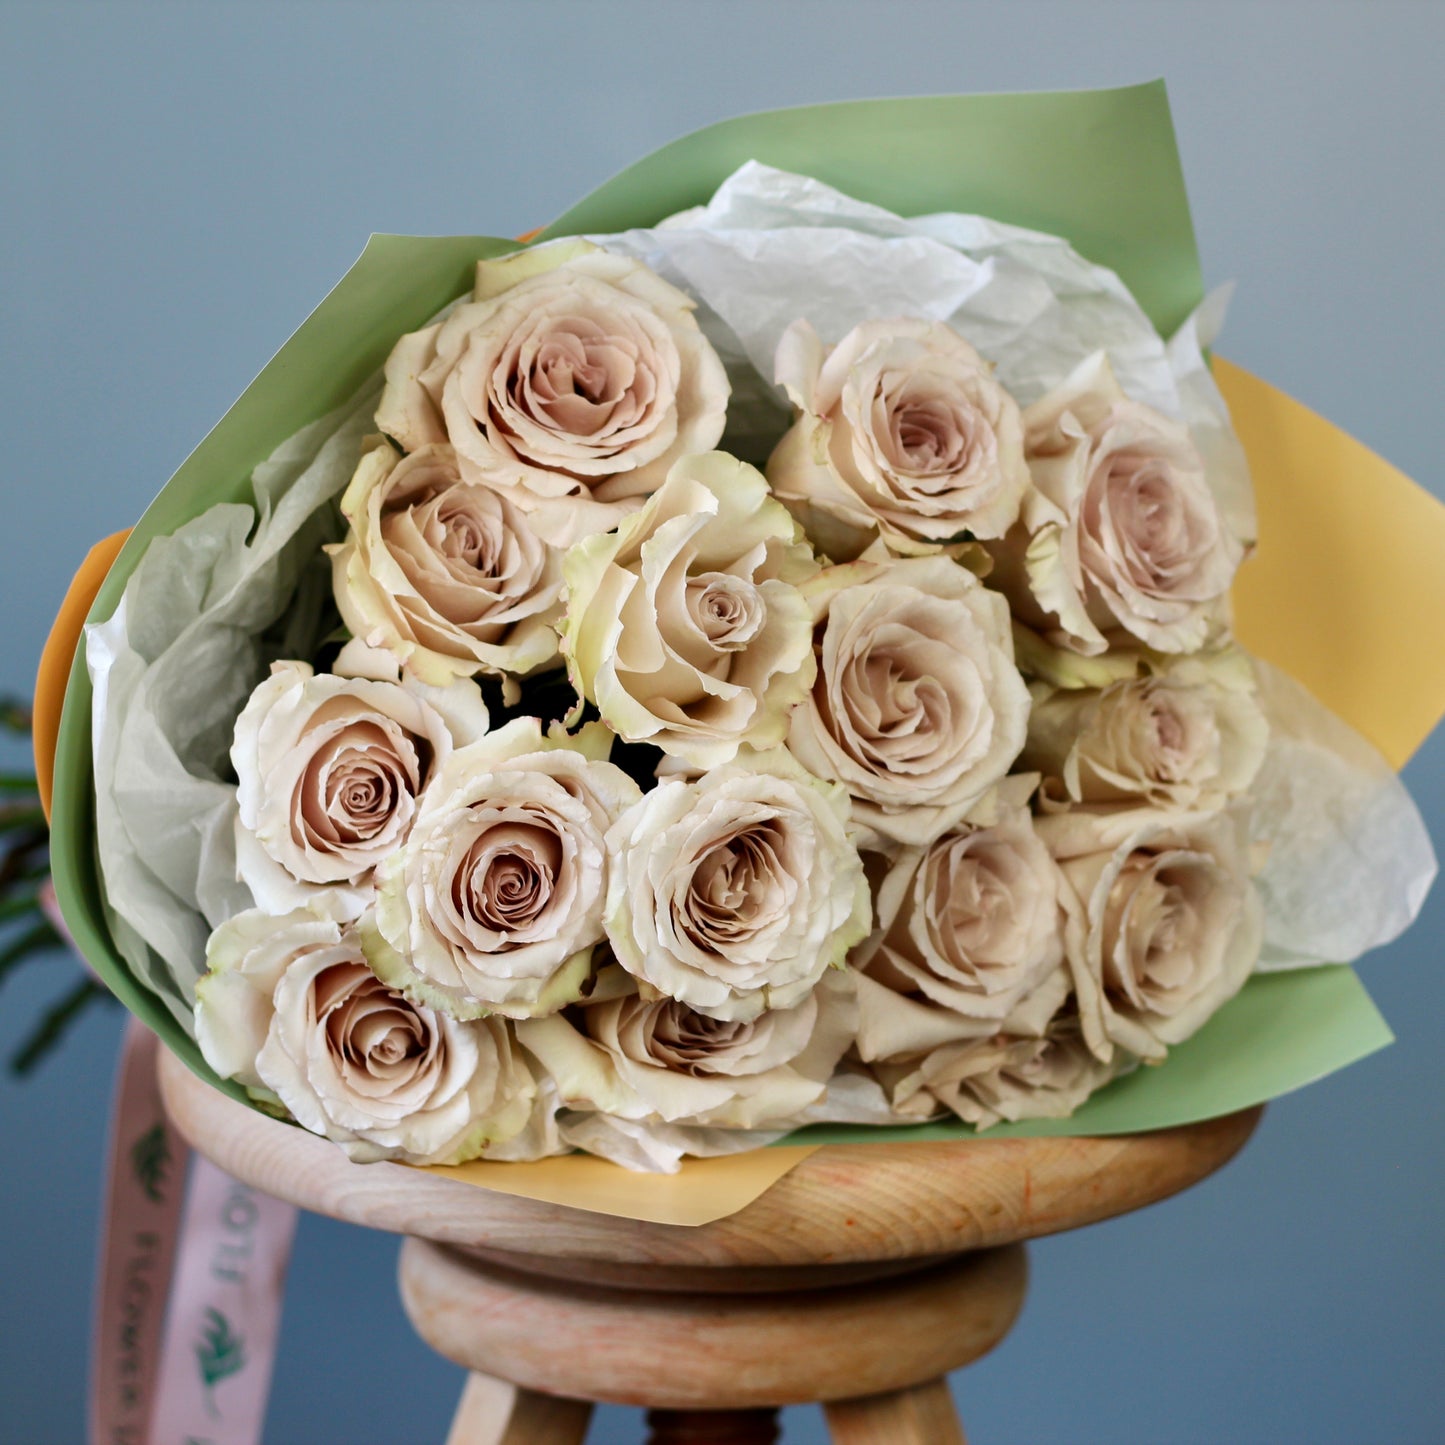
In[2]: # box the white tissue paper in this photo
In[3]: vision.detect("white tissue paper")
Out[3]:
[88,383,379,1028]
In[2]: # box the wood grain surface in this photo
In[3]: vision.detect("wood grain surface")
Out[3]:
[157,1047,1262,1269]
[444,1373,593,1445]
[823,1379,967,1445]
[399,1238,1027,1409]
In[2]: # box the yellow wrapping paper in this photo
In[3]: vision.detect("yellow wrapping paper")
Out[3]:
[1219,359,1445,770]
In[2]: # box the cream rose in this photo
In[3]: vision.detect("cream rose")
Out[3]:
[561,451,819,768]
[873,1008,1121,1128]
[328,438,562,693]
[375,240,730,546]
[1000,352,1243,656]
[1023,663,1268,812]
[851,780,1066,1061]
[787,552,1031,847]
[604,751,870,1023]
[231,659,489,920]
[362,718,642,1021]
[195,908,535,1164]
[1040,807,1262,1063]
[516,963,855,1134]
[768,317,1029,560]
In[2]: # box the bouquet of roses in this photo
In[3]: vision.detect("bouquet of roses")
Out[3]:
[58,113,1433,1178]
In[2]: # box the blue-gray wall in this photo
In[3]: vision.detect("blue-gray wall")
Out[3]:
[2,4,1441,1442]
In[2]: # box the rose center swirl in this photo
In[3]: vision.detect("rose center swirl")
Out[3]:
[308,745,409,847]
[643,1000,750,1075]
[890,397,971,479]
[685,572,764,649]
[455,819,563,935]
[316,965,432,1081]
[510,317,655,443]
[432,494,502,572]
[677,820,789,951]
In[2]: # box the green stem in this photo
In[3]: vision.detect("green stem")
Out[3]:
[0,699,31,734]
[11,978,107,1075]
[0,838,48,893]
[0,807,46,834]
[0,920,61,983]
[0,889,42,925]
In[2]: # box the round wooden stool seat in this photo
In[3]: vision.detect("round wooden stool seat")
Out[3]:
[157,1046,1261,1443]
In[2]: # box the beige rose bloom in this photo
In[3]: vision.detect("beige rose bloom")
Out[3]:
[375,240,730,546]
[561,451,819,768]
[1040,807,1262,1063]
[328,438,562,693]
[1024,663,1268,812]
[768,317,1029,560]
[873,1007,1121,1129]
[1002,352,1243,656]
[516,963,856,1133]
[231,659,490,921]
[362,718,641,1021]
[851,780,1066,1061]
[195,908,535,1164]
[787,552,1030,847]
[604,751,871,1023]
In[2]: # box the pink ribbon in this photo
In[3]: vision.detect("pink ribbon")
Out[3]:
[91,1018,298,1445]
[147,1150,297,1445]
[91,1020,188,1445]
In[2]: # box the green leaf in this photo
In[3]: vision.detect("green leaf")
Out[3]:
[9,977,110,1075]
[195,1307,247,1400]
[0,836,48,890]
[0,920,62,985]
[0,887,42,926]
[0,699,31,735]
[0,806,46,835]
[129,1122,172,1205]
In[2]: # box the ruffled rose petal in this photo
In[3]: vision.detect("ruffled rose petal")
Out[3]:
[768,317,1029,560]
[195,908,536,1164]
[231,660,489,921]
[603,751,870,1023]
[561,452,820,768]
[788,552,1030,847]
[362,718,641,1020]
[329,439,563,690]
[375,241,730,547]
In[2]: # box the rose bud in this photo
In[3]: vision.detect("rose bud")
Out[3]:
[376,240,730,546]
[196,907,536,1164]
[788,552,1030,847]
[361,718,641,1021]
[768,317,1029,560]
[230,659,489,921]
[994,351,1244,657]
[329,439,562,695]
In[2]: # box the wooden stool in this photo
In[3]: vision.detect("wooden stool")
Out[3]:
[157,1048,1260,1444]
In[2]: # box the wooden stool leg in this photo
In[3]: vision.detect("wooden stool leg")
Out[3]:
[823,1377,965,1445]
[445,1371,593,1445]
[645,1407,781,1443]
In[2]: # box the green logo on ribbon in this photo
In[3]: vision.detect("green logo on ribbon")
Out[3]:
[195,1306,246,1414]
[129,1122,171,1205]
